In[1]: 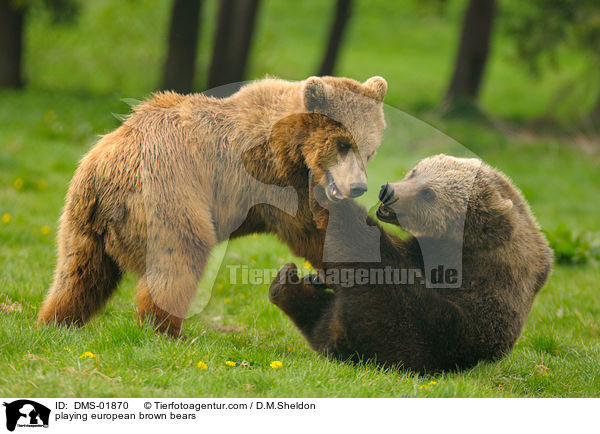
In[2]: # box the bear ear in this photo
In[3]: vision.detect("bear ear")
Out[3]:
[488,189,513,217]
[303,77,331,112]
[363,76,388,102]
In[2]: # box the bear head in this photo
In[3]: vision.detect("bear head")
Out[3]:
[300,76,387,201]
[377,154,518,247]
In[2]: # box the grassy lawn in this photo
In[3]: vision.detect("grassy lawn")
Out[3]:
[0,0,599,397]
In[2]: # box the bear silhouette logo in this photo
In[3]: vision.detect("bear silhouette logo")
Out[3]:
[3,400,50,431]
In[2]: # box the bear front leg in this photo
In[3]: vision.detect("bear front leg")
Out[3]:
[269,263,334,338]
[136,262,206,339]
[136,242,211,339]
[137,203,217,338]
[136,277,187,338]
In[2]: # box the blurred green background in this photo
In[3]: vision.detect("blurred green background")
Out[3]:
[13,0,600,121]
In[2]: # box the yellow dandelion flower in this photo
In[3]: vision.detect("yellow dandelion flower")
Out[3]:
[1,213,11,224]
[225,361,236,367]
[303,261,313,270]
[270,361,283,369]
[252,233,258,238]
[286,346,292,352]
[418,385,425,390]
[79,351,97,359]
[428,380,437,385]
[41,225,51,235]
[13,178,24,190]
[196,361,208,370]
[224,298,231,304]
[43,109,57,123]
[542,372,549,377]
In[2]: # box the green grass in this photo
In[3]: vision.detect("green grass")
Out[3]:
[0,0,599,397]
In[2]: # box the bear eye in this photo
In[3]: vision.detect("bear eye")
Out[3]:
[337,141,352,153]
[420,187,435,202]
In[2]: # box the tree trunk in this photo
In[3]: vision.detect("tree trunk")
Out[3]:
[206,0,261,94]
[445,0,496,104]
[318,0,353,76]
[590,94,600,122]
[162,0,203,93]
[0,0,25,88]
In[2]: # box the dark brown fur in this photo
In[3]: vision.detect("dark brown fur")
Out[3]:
[268,155,553,373]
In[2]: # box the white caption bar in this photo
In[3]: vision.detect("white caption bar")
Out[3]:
[0,398,596,434]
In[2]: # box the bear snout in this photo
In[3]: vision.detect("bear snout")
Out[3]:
[379,183,395,205]
[349,182,368,198]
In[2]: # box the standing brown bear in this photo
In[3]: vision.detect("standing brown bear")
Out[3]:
[38,76,388,337]
[269,154,553,373]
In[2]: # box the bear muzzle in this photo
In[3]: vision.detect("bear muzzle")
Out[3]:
[377,183,404,224]
[378,183,394,205]
[326,170,344,201]
[325,171,368,201]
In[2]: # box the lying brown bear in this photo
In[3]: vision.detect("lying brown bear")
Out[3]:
[269,154,553,373]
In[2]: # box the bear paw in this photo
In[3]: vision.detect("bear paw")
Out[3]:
[269,263,300,304]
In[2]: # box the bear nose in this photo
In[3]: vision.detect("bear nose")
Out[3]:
[348,182,368,198]
[379,183,394,204]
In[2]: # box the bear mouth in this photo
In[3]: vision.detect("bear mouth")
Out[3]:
[376,203,401,223]
[325,171,344,201]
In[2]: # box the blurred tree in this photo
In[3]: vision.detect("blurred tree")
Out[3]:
[592,98,600,123]
[162,0,203,93]
[207,0,260,91]
[503,0,600,121]
[318,0,353,76]
[444,0,496,105]
[0,0,25,87]
[0,0,78,89]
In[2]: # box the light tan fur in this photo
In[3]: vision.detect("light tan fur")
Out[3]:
[38,75,388,336]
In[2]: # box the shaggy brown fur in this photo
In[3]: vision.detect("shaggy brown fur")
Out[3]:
[38,76,387,337]
[269,155,553,373]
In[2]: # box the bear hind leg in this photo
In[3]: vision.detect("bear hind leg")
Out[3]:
[38,227,122,327]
